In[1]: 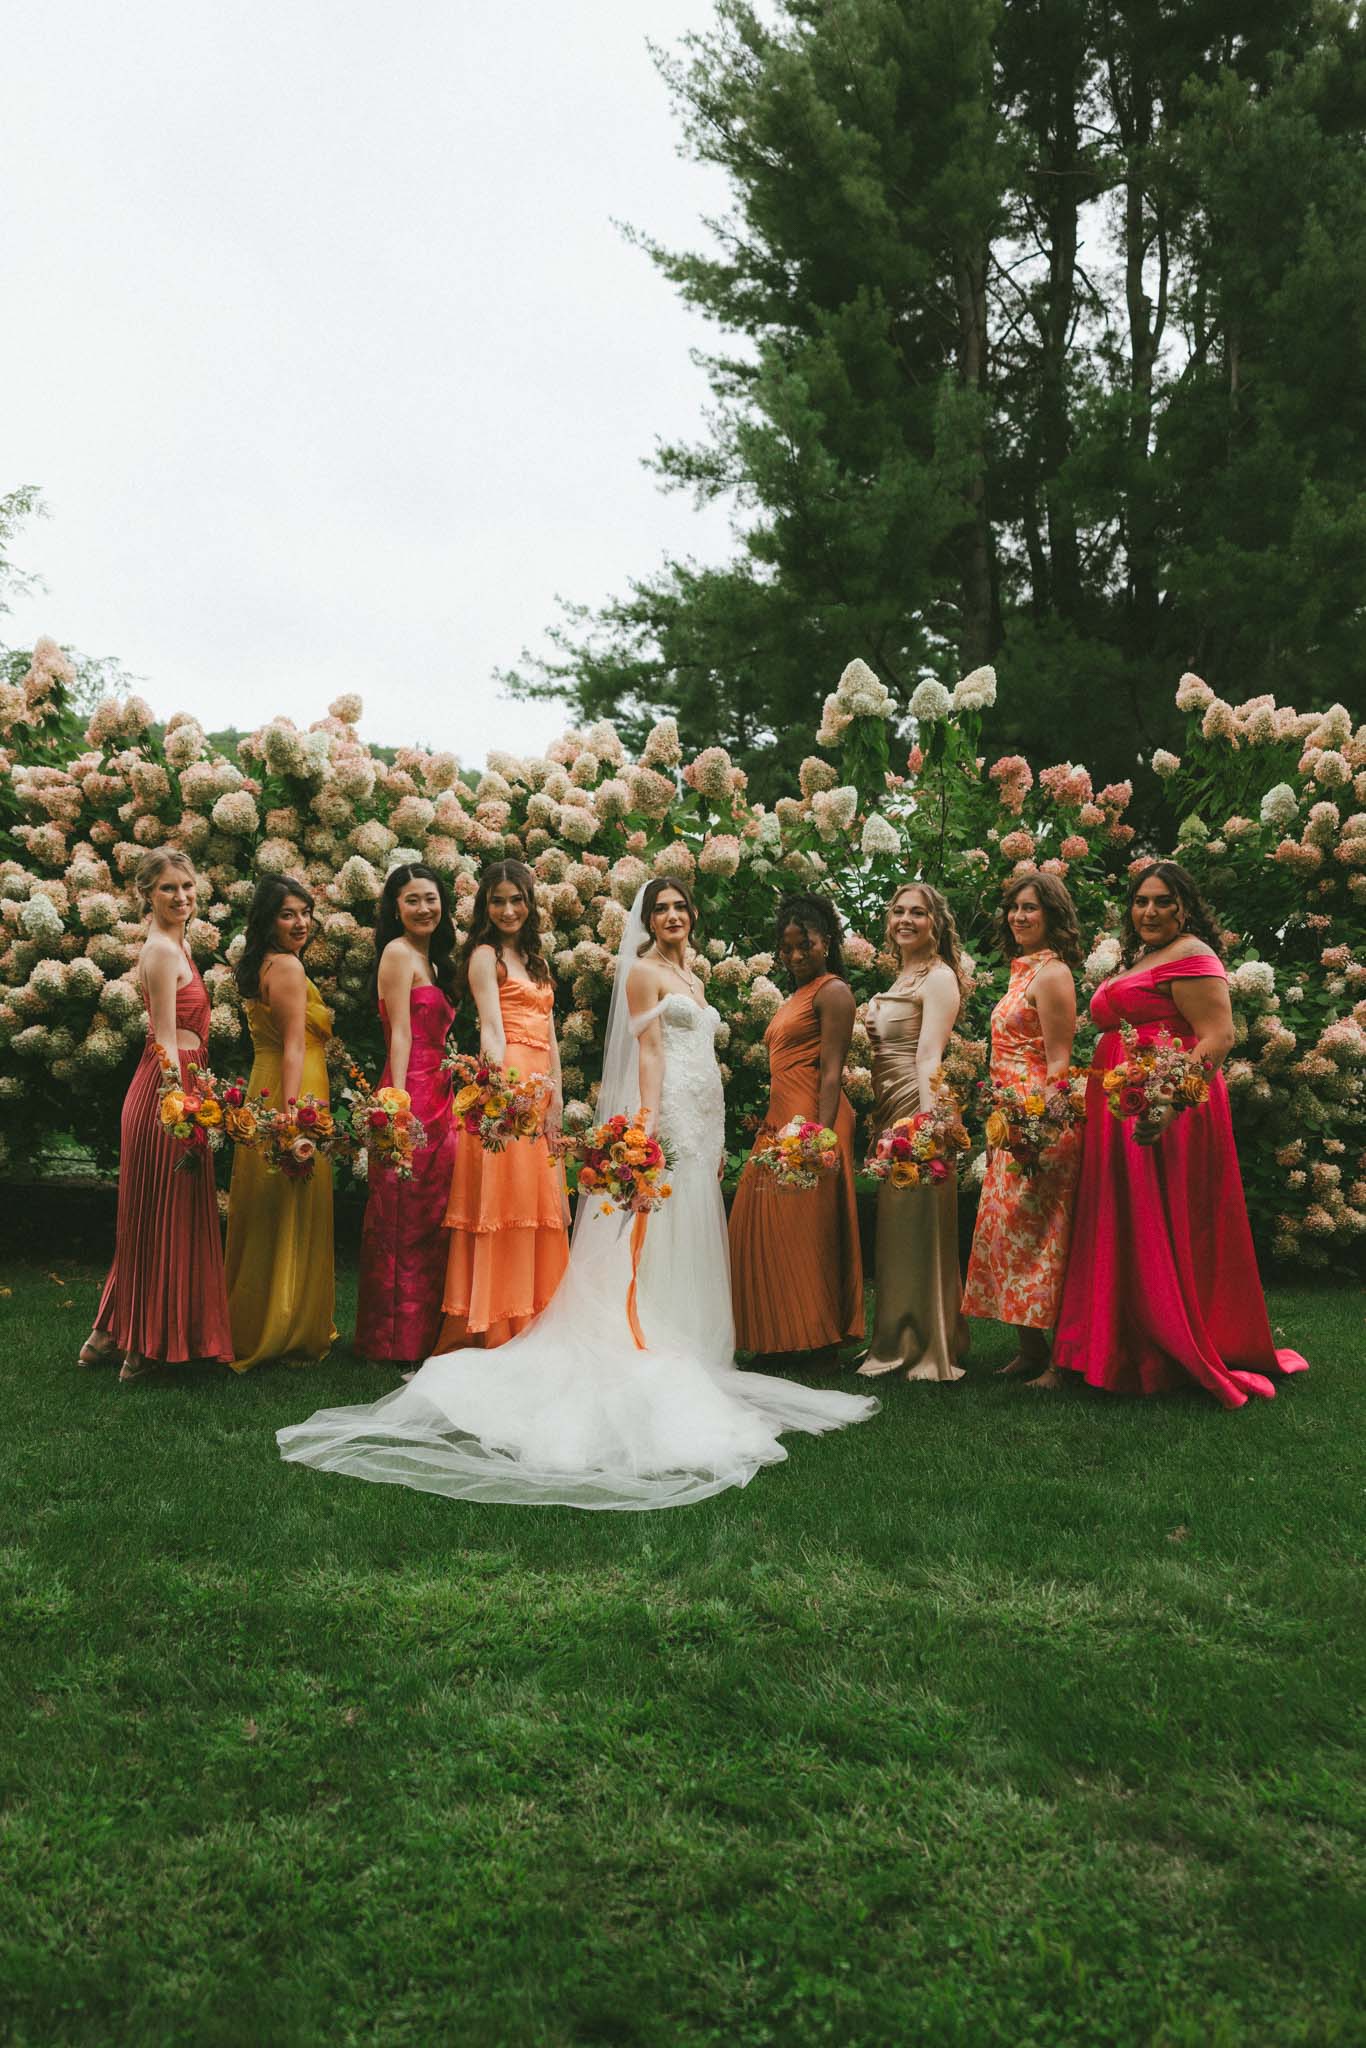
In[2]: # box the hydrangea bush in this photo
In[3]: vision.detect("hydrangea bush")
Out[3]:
[2,650,1362,1268]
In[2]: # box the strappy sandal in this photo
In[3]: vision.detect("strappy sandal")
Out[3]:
[77,1333,120,1369]
[118,1354,159,1384]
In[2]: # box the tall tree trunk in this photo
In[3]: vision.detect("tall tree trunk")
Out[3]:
[1039,86,1083,619]
[955,243,995,669]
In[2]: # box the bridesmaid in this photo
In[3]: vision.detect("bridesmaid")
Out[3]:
[354,863,460,1367]
[1053,861,1308,1405]
[962,870,1083,1388]
[225,875,336,1370]
[729,892,864,1362]
[437,860,569,1351]
[857,881,968,1383]
[83,846,232,1382]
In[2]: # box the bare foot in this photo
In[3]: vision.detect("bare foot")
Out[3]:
[995,1353,1034,1378]
[1023,1366,1064,1392]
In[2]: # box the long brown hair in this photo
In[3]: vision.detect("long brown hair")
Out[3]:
[885,881,964,986]
[636,876,698,954]
[996,869,1083,968]
[1121,860,1226,964]
[235,874,315,1001]
[459,859,550,988]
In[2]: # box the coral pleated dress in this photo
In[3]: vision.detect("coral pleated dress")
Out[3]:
[728,973,865,1355]
[1052,954,1308,1405]
[225,977,336,1370]
[354,986,458,1362]
[437,975,568,1351]
[94,959,233,1365]
[962,950,1082,1331]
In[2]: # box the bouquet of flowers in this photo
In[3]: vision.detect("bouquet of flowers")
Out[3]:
[754,1116,841,1191]
[571,1113,673,1217]
[979,1071,1088,1178]
[155,1046,230,1172]
[252,1093,336,1180]
[1101,1025,1213,1128]
[329,1048,427,1181]
[865,1100,972,1189]
[444,1051,552,1152]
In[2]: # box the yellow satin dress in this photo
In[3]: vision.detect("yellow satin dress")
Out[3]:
[225,975,336,1370]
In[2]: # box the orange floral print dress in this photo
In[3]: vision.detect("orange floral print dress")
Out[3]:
[961,950,1082,1331]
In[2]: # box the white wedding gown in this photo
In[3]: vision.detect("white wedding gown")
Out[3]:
[277,994,878,1510]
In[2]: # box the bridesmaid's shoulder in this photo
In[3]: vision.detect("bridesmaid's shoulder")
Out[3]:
[815,974,856,1014]
[1164,937,1225,971]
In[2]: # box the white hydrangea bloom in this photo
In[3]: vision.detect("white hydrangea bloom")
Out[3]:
[1152,749,1180,778]
[909,679,953,722]
[1232,960,1277,1000]
[20,893,63,941]
[1259,783,1299,828]
[952,665,997,712]
[860,812,901,856]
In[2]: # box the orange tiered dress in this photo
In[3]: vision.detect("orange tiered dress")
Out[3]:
[437,976,569,1350]
[962,949,1083,1332]
[728,973,865,1355]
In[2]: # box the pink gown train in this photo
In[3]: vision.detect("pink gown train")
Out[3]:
[1052,954,1307,1406]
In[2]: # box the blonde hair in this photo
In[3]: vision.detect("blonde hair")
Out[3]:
[885,881,964,986]
[135,845,196,910]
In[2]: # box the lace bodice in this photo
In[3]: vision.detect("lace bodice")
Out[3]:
[633,994,726,1167]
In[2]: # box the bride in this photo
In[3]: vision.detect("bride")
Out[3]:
[277,880,878,1509]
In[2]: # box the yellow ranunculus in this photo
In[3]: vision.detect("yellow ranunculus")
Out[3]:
[160,1092,188,1126]
[984,1110,1009,1148]
[1023,1093,1046,1117]
[453,1084,482,1115]
[195,1098,223,1127]
[375,1086,411,1112]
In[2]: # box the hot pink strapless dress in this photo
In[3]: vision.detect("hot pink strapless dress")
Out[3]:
[354,985,459,1362]
[1052,954,1307,1407]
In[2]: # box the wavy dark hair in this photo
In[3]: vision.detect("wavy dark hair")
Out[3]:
[235,874,315,1002]
[636,875,698,955]
[1121,860,1226,964]
[775,891,847,982]
[996,869,1083,969]
[884,880,964,986]
[459,859,550,988]
[371,863,458,1004]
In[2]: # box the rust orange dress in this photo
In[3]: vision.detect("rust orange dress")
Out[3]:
[728,973,865,1355]
[437,975,569,1350]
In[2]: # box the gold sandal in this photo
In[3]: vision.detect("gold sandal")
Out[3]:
[77,1334,120,1369]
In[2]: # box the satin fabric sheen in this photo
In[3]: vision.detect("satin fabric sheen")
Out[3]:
[354,985,459,1362]
[859,975,967,1379]
[961,950,1082,1331]
[225,976,336,1370]
[94,962,233,1363]
[437,976,569,1350]
[728,974,864,1353]
[1052,954,1308,1405]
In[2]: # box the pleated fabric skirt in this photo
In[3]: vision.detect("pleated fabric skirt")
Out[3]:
[95,1042,233,1364]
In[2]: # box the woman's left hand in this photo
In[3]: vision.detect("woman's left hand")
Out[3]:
[1133,1100,1176,1147]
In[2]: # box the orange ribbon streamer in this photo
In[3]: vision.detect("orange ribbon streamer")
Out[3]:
[626,1210,649,1350]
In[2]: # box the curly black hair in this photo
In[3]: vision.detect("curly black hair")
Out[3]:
[774,891,847,981]
[235,874,315,1001]
[1121,861,1226,964]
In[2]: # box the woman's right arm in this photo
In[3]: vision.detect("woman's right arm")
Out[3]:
[377,941,414,1093]
[915,969,961,1113]
[468,946,506,1064]
[627,964,664,1128]
[264,953,308,1105]
[141,938,184,1065]
[1034,961,1078,1084]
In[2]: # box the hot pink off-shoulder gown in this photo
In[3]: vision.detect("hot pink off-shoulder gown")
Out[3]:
[1052,953,1307,1406]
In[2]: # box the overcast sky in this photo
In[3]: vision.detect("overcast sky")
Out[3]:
[3,0,738,764]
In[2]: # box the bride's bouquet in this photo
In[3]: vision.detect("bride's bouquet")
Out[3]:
[979,1070,1088,1178]
[865,1098,971,1189]
[1101,1025,1212,1128]
[444,1051,551,1152]
[572,1112,673,1217]
[754,1116,841,1191]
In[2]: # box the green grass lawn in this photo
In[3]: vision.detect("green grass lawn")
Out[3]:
[1,1261,1362,2048]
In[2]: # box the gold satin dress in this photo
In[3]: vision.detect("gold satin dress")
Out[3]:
[858,975,968,1382]
[225,975,337,1370]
